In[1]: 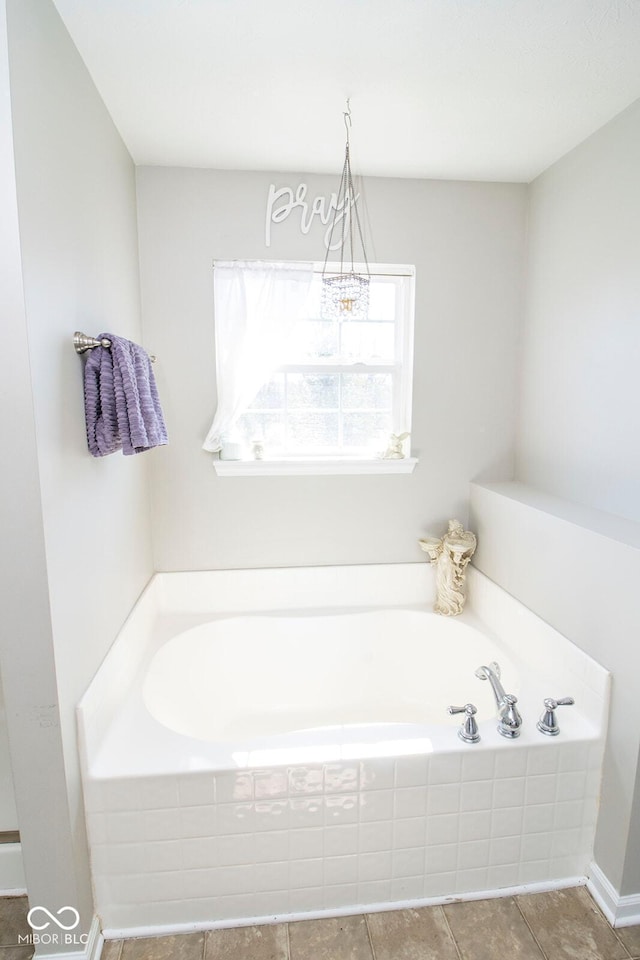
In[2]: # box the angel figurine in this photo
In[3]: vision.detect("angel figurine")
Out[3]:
[419,519,477,616]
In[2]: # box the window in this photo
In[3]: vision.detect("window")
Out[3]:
[233,263,415,463]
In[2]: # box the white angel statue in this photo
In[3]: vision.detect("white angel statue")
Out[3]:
[419,519,477,616]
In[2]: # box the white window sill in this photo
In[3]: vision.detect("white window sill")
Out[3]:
[212,457,419,477]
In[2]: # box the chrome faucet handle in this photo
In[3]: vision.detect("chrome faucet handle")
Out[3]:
[498,694,523,739]
[536,697,575,736]
[448,703,480,744]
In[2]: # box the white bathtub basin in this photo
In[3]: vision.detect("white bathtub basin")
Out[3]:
[142,609,520,742]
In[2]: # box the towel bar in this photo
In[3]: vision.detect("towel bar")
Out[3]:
[73,331,156,362]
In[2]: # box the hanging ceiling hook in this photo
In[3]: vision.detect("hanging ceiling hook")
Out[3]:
[343,98,352,144]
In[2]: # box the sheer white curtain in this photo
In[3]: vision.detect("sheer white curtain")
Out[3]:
[203,260,313,452]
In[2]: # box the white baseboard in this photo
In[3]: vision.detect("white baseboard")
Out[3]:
[588,861,640,927]
[22,915,103,960]
[0,843,26,895]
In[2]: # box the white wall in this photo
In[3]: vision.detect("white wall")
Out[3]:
[472,99,640,905]
[0,671,18,830]
[2,0,154,944]
[137,167,527,570]
[470,482,640,901]
[516,98,640,896]
[0,0,76,921]
[516,99,640,521]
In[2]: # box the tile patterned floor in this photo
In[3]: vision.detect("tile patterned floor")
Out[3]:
[3,887,640,960]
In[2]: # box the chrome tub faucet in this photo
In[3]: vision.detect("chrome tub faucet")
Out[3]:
[475,661,523,739]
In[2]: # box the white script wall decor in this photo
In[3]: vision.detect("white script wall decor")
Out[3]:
[265,182,360,249]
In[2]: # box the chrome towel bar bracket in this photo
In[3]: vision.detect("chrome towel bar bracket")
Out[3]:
[73,331,111,353]
[73,331,156,362]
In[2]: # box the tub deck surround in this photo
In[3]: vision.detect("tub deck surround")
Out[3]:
[77,564,610,935]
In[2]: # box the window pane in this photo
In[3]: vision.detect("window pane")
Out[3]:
[342,373,393,410]
[287,319,338,360]
[367,281,396,321]
[341,321,394,361]
[287,373,339,409]
[250,374,284,409]
[236,411,285,446]
[288,412,339,448]
[343,412,392,449]
[306,277,324,317]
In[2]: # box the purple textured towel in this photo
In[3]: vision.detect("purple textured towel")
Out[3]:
[83,333,168,456]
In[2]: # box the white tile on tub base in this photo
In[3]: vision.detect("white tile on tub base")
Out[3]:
[288,885,325,914]
[426,844,458,875]
[289,798,324,829]
[460,780,493,813]
[394,755,429,788]
[358,851,393,883]
[324,824,358,857]
[290,858,324,889]
[522,803,555,835]
[459,810,492,842]
[392,847,425,879]
[455,867,489,894]
[427,753,462,786]
[324,794,359,825]
[324,762,360,794]
[494,749,529,780]
[253,889,290,916]
[487,863,520,889]
[358,879,392,903]
[461,749,496,783]
[518,860,552,884]
[289,828,323,859]
[253,860,290,893]
[490,806,523,839]
[324,854,359,886]
[391,875,424,900]
[254,829,291,863]
[489,835,521,867]
[323,883,359,909]
[521,833,552,862]
[423,871,457,898]
[358,790,394,823]
[394,786,427,820]
[493,777,526,809]
[526,746,560,777]
[359,759,395,792]
[425,783,460,816]
[458,840,490,871]
[178,774,216,807]
[391,817,423,850]
[425,813,458,846]
[182,835,219,869]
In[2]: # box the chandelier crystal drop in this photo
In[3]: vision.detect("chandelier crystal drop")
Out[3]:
[321,101,370,321]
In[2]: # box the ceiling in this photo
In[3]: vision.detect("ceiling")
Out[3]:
[52,0,640,183]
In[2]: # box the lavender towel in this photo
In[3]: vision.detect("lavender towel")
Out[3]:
[83,333,168,457]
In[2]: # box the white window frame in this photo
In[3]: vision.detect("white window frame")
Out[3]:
[214,262,417,477]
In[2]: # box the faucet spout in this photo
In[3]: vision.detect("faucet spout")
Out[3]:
[475,662,523,739]
[475,663,506,707]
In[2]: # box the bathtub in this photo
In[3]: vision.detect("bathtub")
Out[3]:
[78,563,609,936]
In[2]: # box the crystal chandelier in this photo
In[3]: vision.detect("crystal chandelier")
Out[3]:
[322,101,370,320]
